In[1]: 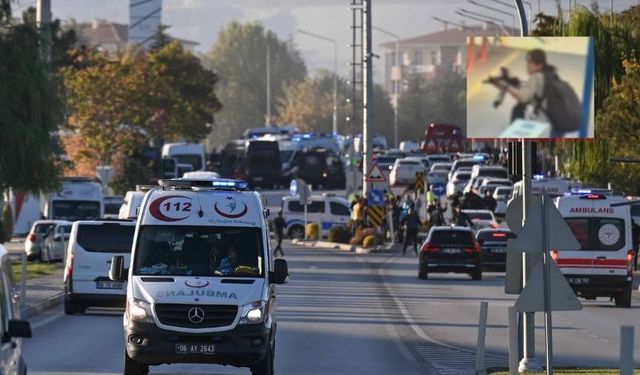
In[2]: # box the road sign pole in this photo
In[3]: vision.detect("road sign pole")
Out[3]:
[542,194,553,375]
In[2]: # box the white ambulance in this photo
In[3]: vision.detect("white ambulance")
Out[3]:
[554,189,634,307]
[109,178,288,375]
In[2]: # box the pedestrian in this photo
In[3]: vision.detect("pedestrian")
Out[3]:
[426,186,435,206]
[351,197,365,236]
[493,48,580,138]
[401,207,420,255]
[454,207,474,228]
[392,196,401,243]
[483,190,497,213]
[273,211,286,257]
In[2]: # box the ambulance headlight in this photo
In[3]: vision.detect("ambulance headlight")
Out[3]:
[239,301,266,324]
[128,298,153,323]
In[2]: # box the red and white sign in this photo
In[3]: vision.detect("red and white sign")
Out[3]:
[389,185,407,197]
[214,197,248,219]
[149,195,193,222]
[365,164,387,183]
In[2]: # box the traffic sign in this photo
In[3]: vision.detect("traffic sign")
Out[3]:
[368,189,385,206]
[389,185,407,198]
[431,182,446,197]
[512,195,580,253]
[367,205,384,227]
[366,164,387,182]
[289,179,297,197]
[415,171,425,193]
[514,257,582,312]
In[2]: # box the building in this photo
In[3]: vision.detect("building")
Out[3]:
[74,19,199,54]
[380,24,517,105]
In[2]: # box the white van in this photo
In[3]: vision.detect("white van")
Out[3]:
[109,178,288,375]
[119,186,156,220]
[554,191,634,307]
[64,220,136,314]
[162,143,206,172]
[281,194,351,239]
[43,177,103,221]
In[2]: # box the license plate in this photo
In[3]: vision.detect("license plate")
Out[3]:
[443,248,460,254]
[175,344,215,355]
[491,248,506,253]
[96,280,123,289]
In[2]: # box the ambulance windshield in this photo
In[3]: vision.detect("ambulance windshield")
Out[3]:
[133,226,264,277]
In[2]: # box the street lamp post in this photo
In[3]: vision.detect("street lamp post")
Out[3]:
[455,10,507,37]
[372,26,400,149]
[297,29,339,135]
[456,9,511,35]
[468,0,518,30]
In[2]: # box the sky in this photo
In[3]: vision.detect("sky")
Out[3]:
[11,0,640,83]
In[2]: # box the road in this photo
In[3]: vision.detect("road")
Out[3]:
[23,242,640,374]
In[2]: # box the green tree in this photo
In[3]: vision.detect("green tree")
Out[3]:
[0,2,62,194]
[207,22,307,145]
[149,24,172,52]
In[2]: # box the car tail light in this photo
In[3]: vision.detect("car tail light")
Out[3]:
[627,250,634,276]
[464,243,481,253]
[65,251,74,279]
[28,234,36,242]
[492,232,507,238]
[421,243,440,253]
[551,250,559,262]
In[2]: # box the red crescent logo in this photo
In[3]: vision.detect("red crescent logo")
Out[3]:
[214,202,248,218]
[149,196,191,222]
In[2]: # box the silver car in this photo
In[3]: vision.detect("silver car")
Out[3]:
[41,223,72,262]
[24,220,71,261]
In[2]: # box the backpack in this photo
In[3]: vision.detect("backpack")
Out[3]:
[538,70,581,132]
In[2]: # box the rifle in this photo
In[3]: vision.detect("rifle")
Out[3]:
[483,67,521,108]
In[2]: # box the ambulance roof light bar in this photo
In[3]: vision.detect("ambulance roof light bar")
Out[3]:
[158,178,248,191]
[569,188,614,196]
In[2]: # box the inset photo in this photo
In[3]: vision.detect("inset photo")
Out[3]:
[466,36,594,139]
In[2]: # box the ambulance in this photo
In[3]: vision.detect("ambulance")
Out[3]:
[108,178,289,375]
[554,189,634,307]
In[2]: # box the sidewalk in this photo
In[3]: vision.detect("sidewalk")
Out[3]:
[17,265,64,319]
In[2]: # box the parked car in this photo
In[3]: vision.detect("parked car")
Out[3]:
[418,226,482,280]
[0,244,32,374]
[390,158,426,186]
[462,209,498,230]
[430,162,453,173]
[41,222,72,262]
[476,228,516,272]
[25,220,71,261]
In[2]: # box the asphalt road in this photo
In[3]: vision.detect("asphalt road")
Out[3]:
[21,242,640,374]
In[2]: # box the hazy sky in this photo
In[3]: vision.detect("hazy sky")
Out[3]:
[12,0,639,82]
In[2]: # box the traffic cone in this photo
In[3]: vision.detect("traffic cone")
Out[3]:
[479,36,489,64]
[467,37,475,74]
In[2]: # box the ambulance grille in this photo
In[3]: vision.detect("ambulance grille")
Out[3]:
[155,304,238,328]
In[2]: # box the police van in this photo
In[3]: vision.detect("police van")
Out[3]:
[554,189,634,307]
[280,194,350,239]
[109,178,289,375]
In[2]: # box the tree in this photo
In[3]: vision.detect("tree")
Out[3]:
[0,2,62,194]
[62,41,221,183]
[207,22,307,145]
[149,24,172,52]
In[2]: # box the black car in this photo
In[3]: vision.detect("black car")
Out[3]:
[476,228,516,272]
[419,226,482,280]
[291,148,345,189]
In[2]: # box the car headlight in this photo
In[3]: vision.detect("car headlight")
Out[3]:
[128,298,154,323]
[239,301,267,324]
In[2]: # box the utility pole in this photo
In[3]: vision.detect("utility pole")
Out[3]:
[372,26,400,149]
[362,0,373,195]
[266,44,271,127]
[37,0,52,68]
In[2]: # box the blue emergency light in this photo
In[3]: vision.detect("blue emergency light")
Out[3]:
[473,154,485,161]
[533,174,545,180]
[569,187,614,196]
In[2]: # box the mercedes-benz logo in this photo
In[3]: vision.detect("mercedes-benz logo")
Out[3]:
[188,307,205,324]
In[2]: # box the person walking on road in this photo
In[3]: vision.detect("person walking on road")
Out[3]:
[273,211,286,257]
[401,207,420,255]
[483,190,497,213]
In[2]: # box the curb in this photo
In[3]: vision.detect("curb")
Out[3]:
[291,239,398,254]
[20,292,64,320]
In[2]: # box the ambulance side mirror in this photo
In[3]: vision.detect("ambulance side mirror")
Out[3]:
[271,259,289,285]
[109,256,125,282]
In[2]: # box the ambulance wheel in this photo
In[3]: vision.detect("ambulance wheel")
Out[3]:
[124,349,149,375]
[251,343,274,375]
[615,284,632,308]
[288,225,304,240]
